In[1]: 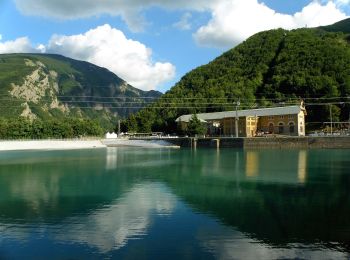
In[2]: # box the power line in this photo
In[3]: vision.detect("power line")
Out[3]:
[1,96,350,103]
[1,102,349,110]
[1,99,350,107]
[1,93,350,101]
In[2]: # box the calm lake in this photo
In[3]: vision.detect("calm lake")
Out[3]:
[0,147,350,259]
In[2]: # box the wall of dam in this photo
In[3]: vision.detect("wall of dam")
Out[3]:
[140,136,350,149]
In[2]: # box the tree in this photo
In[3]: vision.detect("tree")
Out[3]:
[187,114,207,137]
[0,118,9,139]
[125,114,138,133]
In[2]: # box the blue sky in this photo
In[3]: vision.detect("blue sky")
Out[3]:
[0,0,349,92]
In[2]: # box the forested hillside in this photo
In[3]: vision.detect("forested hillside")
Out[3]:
[125,19,350,133]
[0,54,161,131]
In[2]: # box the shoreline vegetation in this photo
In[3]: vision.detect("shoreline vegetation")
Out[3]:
[0,117,105,140]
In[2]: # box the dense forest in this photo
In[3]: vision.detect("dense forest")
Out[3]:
[124,19,350,133]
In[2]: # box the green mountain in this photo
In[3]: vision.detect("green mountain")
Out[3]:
[125,19,350,133]
[0,53,161,129]
[321,18,350,34]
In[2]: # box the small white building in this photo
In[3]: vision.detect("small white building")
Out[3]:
[105,132,118,139]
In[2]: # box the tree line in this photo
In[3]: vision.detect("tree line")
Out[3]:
[0,117,104,139]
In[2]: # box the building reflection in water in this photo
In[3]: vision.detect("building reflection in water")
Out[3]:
[297,150,307,184]
[106,148,118,170]
[245,151,258,177]
[244,150,308,184]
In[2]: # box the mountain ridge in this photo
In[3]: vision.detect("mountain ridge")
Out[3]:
[0,53,162,128]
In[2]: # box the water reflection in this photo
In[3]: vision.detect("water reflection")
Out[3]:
[55,182,175,252]
[243,149,308,184]
[0,148,350,258]
[298,150,307,183]
[162,149,350,251]
[245,151,258,177]
[186,149,309,185]
[199,228,348,259]
[106,148,118,170]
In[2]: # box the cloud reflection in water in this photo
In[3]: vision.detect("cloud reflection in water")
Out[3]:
[54,182,176,252]
[198,226,348,259]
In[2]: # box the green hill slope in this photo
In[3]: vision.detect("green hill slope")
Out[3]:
[125,19,350,133]
[321,18,350,34]
[0,54,161,129]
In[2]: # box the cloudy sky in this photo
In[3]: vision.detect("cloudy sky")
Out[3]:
[0,0,349,92]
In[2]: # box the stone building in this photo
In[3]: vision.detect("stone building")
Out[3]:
[176,103,307,137]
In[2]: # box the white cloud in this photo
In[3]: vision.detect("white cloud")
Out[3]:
[13,0,214,32]
[334,0,350,6]
[13,0,349,48]
[0,37,36,53]
[194,0,348,48]
[47,24,175,91]
[333,0,350,13]
[293,1,348,27]
[0,25,175,91]
[36,44,46,53]
[173,12,193,30]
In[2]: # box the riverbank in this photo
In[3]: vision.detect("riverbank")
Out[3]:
[102,139,180,148]
[0,139,181,151]
[138,136,350,149]
[0,140,106,151]
[1,136,349,151]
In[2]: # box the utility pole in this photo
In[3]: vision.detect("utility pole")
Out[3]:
[235,99,240,138]
[348,111,350,135]
[329,104,333,135]
[117,120,121,136]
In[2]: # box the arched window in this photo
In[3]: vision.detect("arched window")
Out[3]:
[289,122,295,133]
[278,122,284,134]
[268,123,274,133]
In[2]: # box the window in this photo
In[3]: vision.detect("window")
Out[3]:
[288,115,294,119]
[280,115,284,119]
[268,123,274,133]
[289,122,295,133]
[278,123,284,134]
[268,116,274,120]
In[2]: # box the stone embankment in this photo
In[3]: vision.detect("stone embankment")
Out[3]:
[143,136,350,149]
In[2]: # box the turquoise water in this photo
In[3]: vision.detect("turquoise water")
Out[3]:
[0,148,350,259]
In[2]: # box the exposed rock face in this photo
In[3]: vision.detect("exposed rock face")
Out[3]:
[9,60,68,119]
[20,102,37,121]
[0,53,162,127]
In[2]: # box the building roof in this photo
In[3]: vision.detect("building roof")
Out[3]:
[175,105,306,123]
